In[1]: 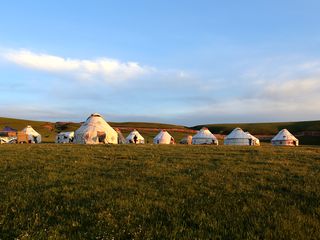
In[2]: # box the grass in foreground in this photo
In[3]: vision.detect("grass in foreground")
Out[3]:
[0,145,320,239]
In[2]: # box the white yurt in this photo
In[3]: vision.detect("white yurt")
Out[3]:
[245,132,260,146]
[192,127,218,145]
[271,129,299,146]
[126,129,145,144]
[224,127,259,146]
[180,135,193,144]
[21,125,42,143]
[153,130,175,144]
[74,113,118,144]
[56,131,74,144]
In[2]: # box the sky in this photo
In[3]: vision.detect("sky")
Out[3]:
[0,0,320,126]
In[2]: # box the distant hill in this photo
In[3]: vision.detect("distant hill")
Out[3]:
[193,121,320,145]
[192,121,320,134]
[1,117,320,145]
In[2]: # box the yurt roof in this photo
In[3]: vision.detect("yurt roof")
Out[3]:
[22,125,40,136]
[76,113,117,134]
[87,113,102,119]
[57,131,74,137]
[193,127,217,139]
[225,127,249,139]
[154,130,173,140]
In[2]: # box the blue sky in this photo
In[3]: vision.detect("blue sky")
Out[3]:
[0,0,320,125]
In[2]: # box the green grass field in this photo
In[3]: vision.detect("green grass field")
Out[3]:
[1,144,320,239]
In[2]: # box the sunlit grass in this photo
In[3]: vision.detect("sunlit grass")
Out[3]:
[0,145,320,239]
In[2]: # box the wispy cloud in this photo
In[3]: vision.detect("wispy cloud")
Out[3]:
[2,49,151,82]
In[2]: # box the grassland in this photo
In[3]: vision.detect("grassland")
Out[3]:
[0,144,320,239]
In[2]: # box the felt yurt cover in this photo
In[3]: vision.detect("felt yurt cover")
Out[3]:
[271,129,299,146]
[224,127,253,146]
[74,113,118,144]
[126,129,145,144]
[192,127,218,145]
[153,130,174,144]
[21,125,41,143]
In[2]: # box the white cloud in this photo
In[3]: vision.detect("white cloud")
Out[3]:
[3,49,151,82]
[263,77,320,99]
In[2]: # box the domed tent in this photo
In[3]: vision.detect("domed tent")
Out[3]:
[126,129,145,144]
[192,127,218,145]
[180,135,193,144]
[245,132,260,146]
[74,113,118,144]
[153,130,175,144]
[224,127,259,146]
[56,131,74,144]
[271,129,299,146]
[21,125,41,143]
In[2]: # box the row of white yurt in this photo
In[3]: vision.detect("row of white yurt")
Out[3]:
[54,113,146,144]
[141,128,297,146]
[54,113,299,146]
[224,128,298,146]
[181,127,260,146]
